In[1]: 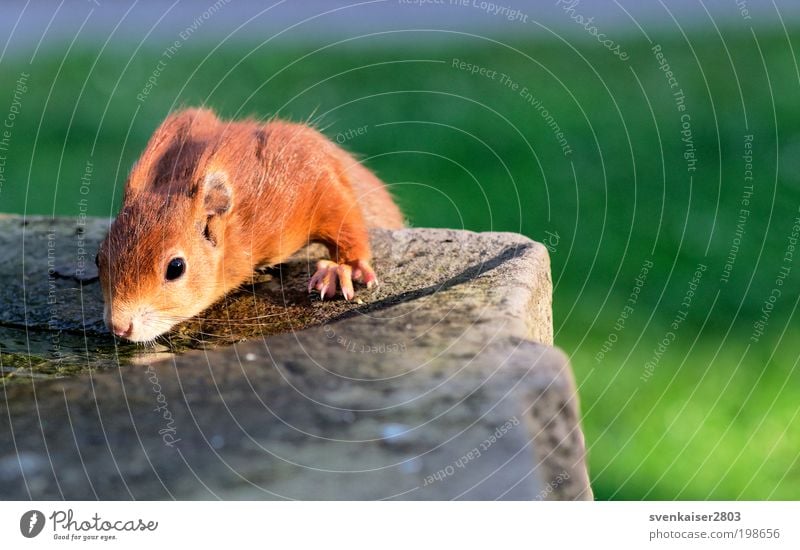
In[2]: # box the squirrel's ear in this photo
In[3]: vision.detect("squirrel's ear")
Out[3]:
[202,170,232,216]
[124,108,219,201]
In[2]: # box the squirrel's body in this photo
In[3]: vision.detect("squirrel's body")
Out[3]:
[97,108,403,342]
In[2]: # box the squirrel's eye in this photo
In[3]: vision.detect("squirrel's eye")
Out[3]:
[165,258,186,281]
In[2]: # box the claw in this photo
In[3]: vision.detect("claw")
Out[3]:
[337,264,354,301]
[308,259,376,301]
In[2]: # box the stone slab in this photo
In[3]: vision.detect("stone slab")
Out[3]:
[0,214,590,500]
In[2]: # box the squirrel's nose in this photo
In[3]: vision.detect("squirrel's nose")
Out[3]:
[111,320,133,338]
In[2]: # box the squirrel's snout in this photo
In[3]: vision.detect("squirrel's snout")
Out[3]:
[106,306,135,339]
[105,304,175,342]
[111,319,133,339]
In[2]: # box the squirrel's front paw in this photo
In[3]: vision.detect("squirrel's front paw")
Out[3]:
[308,259,378,301]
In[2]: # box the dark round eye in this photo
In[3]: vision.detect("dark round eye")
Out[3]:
[165,258,186,281]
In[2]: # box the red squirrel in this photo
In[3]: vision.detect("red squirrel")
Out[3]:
[96,108,404,342]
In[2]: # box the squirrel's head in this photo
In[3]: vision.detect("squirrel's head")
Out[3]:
[97,108,235,342]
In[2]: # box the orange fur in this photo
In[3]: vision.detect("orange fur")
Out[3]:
[97,107,404,342]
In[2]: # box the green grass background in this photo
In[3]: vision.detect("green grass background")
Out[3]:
[1,27,798,499]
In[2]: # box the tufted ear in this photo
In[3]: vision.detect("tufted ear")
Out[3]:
[203,171,232,216]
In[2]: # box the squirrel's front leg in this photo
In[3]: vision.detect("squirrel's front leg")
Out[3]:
[308,258,377,301]
[307,186,377,301]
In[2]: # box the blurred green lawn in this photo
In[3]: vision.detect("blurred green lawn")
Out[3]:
[1,27,798,499]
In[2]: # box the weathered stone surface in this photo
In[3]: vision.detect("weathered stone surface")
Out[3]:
[0,215,553,349]
[0,214,591,500]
